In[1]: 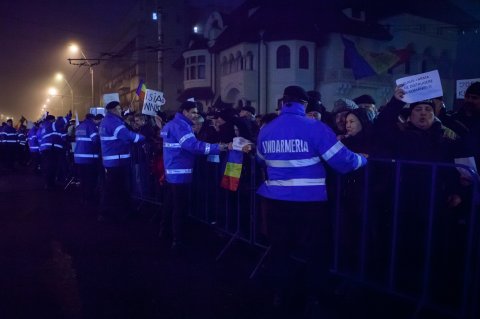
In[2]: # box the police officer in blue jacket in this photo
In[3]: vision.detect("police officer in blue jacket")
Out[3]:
[39,113,71,188]
[2,119,17,170]
[256,86,367,311]
[74,113,100,205]
[99,101,145,221]
[27,122,41,173]
[161,100,228,248]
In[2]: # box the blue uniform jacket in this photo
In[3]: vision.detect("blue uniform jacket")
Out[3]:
[1,125,17,145]
[99,112,144,167]
[27,127,39,152]
[74,118,100,164]
[256,102,367,202]
[39,116,70,152]
[161,112,220,184]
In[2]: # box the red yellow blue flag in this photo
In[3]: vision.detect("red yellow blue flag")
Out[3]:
[220,150,243,191]
[136,79,147,100]
[342,36,413,79]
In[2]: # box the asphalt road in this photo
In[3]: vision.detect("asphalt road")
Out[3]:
[0,166,429,319]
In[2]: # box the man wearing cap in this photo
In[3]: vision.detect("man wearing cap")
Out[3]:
[99,101,145,221]
[353,94,378,122]
[74,113,100,206]
[237,104,259,142]
[256,85,367,310]
[160,100,228,249]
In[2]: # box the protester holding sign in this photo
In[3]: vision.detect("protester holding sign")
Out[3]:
[373,82,477,294]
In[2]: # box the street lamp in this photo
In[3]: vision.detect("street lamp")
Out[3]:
[47,87,64,114]
[69,43,94,107]
[55,73,74,112]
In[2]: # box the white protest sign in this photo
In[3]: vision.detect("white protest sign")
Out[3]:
[142,89,166,116]
[102,93,120,107]
[395,70,443,103]
[456,78,480,99]
[89,107,105,116]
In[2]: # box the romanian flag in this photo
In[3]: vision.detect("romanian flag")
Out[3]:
[136,79,147,100]
[220,150,243,191]
[342,36,413,79]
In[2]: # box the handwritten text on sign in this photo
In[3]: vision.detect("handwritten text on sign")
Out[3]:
[456,78,480,99]
[395,70,443,104]
[142,89,166,116]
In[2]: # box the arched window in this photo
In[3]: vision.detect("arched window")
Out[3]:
[221,56,228,75]
[245,51,254,70]
[299,46,309,69]
[235,51,242,72]
[276,45,290,69]
[228,54,234,73]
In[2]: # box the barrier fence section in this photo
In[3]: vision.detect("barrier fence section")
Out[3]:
[131,154,480,319]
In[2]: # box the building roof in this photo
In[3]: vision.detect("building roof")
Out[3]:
[208,0,392,52]
[188,0,479,53]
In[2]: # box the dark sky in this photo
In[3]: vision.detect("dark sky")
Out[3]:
[0,0,477,121]
[0,0,137,120]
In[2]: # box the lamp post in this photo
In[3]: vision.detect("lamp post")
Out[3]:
[69,44,94,107]
[55,73,74,112]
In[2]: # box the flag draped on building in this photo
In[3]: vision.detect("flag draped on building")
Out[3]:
[342,36,413,79]
[136,80,147,100]
[220,150,244,191]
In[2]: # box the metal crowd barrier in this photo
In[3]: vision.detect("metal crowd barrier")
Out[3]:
[131,153,480,319]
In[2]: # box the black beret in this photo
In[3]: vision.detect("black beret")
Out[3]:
[45,115,55,121]
[466,82,480,96]
[353,94,376,105]
[306,102,323,114]
[179,101,197,112]
[105,101,120,110]
[409,99,436,110]
[283,85,308,102]
[307,90,322,102]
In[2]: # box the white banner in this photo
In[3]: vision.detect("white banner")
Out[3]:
[102,93,120,107]
[395,70,443,104]
[89,107,105,116]
[456,78,480,99]
[142,89,166,116]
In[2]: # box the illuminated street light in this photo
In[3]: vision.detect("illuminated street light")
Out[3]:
[68,43,94,106]
[47,87,65,113]
[55,72,74,112]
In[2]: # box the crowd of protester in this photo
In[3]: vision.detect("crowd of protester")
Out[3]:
[1,81,479,316]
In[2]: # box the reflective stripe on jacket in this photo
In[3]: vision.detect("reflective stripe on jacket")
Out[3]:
[27,127,39,152]
[162,112,220,183]
[256,102,367,202]
[99,112,144,167]
[74,118,100,164]
[39,117,69,151]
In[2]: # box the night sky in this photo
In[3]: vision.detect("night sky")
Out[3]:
[0,0,478,121]
[0,0,138,120]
